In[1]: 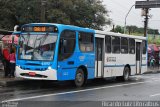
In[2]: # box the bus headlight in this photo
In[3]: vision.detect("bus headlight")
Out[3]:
[48,66,52,70]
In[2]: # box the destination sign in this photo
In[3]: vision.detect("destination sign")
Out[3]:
[22,26,58,32]
[33,26,46,32]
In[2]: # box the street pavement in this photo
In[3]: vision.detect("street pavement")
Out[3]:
[0,72,160,107]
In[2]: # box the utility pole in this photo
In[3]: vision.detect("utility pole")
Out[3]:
[136,0,160,37]
[144,0,149,37]
[41,0,46,23]
[112,25,115,32]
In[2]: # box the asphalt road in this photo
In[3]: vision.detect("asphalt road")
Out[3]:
[1,73,160,107]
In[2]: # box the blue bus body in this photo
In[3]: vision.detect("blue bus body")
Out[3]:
[16,23,95,81]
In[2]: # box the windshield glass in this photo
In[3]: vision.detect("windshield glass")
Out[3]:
[18,33,57,61]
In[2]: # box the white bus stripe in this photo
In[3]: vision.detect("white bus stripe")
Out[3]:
[150,93,160,97]
[2,79,160,103]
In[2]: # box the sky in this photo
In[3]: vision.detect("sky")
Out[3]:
[103,0,160,32]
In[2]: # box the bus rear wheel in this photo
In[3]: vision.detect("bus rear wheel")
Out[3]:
[74,69,85,87]
[123,67,130,81]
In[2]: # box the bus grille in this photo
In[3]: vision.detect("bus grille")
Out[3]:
[20,66,48,71]
[20,73,48,78]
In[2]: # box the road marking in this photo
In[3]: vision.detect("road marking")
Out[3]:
[142,77,160,79]
[150,93,160,97]
[2,79,160,103]
[150,78,160,80]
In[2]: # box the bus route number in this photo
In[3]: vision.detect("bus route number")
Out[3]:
[34,27,46,32]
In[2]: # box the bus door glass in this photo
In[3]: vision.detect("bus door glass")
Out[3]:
[95,38,104,77]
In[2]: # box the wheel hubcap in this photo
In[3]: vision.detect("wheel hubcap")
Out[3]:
[125,70,129,80]
[77,73,83,83]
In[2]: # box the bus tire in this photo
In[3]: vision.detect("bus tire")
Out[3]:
[74,68,85,87]
[123,67,130,81]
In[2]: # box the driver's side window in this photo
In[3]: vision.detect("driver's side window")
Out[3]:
[58,30,76,61]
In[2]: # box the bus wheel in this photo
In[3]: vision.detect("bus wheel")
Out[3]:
[123,67,130,81]
[75,69,85,87]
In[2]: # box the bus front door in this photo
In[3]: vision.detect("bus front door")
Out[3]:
[136,42,142,74]
[95,38,104,77]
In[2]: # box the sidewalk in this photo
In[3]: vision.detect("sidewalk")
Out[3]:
[0,68,25,87]
[144,67,160,74]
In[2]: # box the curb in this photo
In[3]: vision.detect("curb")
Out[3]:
[143,70,160,74]
[0,79,54,87]
[0,78,26,87]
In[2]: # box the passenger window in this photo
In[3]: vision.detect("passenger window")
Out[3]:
[58,30,76,61]
[79,32,94,52]
[112,36,120,53]
[142,40,146,54]
[105,36,111,53]
[129,39,135,54]
[121,37,128,54]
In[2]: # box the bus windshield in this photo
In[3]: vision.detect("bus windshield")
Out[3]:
[18,33,57,61]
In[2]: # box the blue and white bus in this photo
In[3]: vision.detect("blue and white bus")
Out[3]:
[15,23,147,87]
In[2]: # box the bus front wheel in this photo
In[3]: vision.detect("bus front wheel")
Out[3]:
[74,69,85,87]
[123,67,130,81]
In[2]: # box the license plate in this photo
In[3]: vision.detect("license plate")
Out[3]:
[29,72,36,76]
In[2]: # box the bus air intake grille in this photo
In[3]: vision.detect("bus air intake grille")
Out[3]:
[20,73,48,78]
[20,67,47,71]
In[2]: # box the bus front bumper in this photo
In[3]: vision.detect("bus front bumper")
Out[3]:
[15,66,57,80]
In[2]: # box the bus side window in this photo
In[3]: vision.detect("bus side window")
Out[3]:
[121,37,128,54]
[58,30,76,61]
[79,32,94,52]
[112,36,120,53]
[105,35,111,53]
[142,40,146,54]
[129,39,135,54]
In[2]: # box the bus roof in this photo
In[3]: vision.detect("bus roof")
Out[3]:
[95,30,146,40]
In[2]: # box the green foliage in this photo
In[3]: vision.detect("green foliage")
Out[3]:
[148,35,153,44]
[111,25,159,36]
[148,29,159,34]
[156,37,160,45]
[111,25,124,33]
[0,0,111,31]
[148,34,160,45]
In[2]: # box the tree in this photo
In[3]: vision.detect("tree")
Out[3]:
[0,0,111,31]
[126,25,138,34]
[111,25,159,36]
[111,25,123,33]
